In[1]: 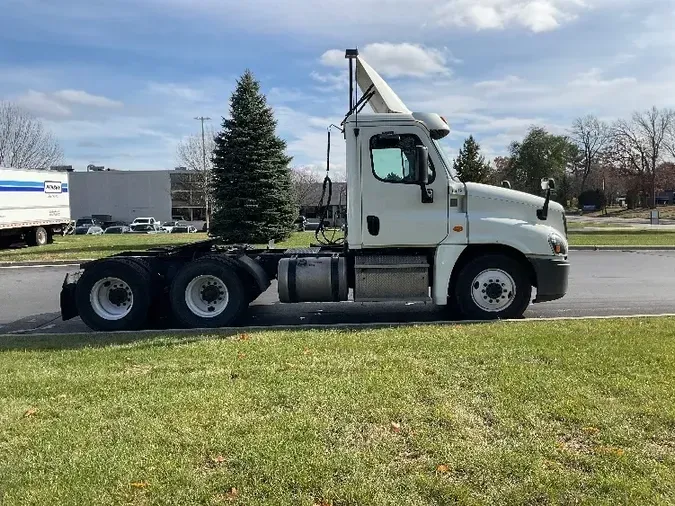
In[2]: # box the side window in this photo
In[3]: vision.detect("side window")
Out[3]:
[370,133,435,184]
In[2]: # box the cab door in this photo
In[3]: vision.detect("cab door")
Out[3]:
[360,126,450,247]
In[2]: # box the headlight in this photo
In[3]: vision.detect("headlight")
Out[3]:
[548,233,568,255]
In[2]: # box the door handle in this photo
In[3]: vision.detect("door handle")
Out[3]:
[366,215,380,236]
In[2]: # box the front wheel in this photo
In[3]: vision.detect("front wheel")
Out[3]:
[453,254,532,320]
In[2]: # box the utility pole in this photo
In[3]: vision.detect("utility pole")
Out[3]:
[195,116,211,230]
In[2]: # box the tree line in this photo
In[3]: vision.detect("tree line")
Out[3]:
[455,107,675,209]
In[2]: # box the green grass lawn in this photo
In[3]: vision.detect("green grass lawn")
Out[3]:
[3,229,675,263]
[566,221,633,230]
[0,232,322,262]
[1,318,675,505]
[579,205,675,220]
[568,230,675,246]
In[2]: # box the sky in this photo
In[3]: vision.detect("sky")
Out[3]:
[1,0,675,178]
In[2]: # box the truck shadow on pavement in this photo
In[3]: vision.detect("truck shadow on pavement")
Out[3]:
[0,302,470,351]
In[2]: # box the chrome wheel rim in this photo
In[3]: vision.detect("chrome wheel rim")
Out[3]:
[470,269,516,312]
[184,275,229,318]
[90,277,134,320]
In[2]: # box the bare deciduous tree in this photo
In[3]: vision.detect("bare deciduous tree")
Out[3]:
[570,115,611,193]
[610,107,674,208]
[175,128,215,228]
[0,102,63,169]
[290,167,320,209]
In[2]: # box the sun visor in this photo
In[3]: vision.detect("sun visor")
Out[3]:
[356,56,411,114]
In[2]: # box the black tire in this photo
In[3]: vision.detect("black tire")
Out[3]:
[46,228,55,244]
[26,227,48,247]
[124,257,177,330]
[169,256,247,328]
[75,257,153,331]
[0,237,13,250]
[453,254,532,321]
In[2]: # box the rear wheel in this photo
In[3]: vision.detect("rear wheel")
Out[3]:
[26,226,48,247]
[453,254,532,320]
[75,258,153,331]
[170,257,247,328]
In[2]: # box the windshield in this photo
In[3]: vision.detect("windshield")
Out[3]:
[135,219,150,224]
[432,139,457,180]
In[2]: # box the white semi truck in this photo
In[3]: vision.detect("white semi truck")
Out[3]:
[60,49,569,331]
[0,168,71,248]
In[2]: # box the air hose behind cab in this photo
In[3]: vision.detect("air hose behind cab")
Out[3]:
[314,126,345,246]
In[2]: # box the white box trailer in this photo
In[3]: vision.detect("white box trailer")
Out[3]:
[0,168,71,248]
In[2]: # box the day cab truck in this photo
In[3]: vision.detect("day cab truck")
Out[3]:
[60,49,569,331]
[0,167,71,248]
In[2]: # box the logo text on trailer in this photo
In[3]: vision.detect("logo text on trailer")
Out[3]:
[44,181,62,194]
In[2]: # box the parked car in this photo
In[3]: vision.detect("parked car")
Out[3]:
[295,215,307,231]
[161,220,188,233]
[102,221,128,230]
[104,225,130,234]
[76,217,104,228]
[130,223,162,233]
[171,224,198,233]
[131,217,158,226]
[75,224,104,235]
[75,225,104,235]
[130,217,161,233]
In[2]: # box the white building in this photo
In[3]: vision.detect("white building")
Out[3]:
[69,169,207,226]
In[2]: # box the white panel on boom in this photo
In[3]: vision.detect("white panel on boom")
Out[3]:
[356,56,411,114]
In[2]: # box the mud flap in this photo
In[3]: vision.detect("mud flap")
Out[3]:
[60,272,81,321]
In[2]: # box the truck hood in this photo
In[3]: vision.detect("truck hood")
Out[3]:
[465,182,555,209]
[465,182,566,236]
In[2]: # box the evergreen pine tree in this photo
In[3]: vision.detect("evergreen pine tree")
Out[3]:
[453,135,491,183]
[211,70,296,243]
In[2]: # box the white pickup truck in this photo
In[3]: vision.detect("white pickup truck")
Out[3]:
[0,167,71,248]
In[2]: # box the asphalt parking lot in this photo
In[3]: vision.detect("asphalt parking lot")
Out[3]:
[1,250,675,335]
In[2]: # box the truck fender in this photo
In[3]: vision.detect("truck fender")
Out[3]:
[233,255,271,293]
[432,244,467,305]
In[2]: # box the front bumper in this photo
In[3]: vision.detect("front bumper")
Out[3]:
[528,255,570,303]
[60,271,81,321]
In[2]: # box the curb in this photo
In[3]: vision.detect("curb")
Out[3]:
[0,260,89,267]
[3,313,675,339]
[569,246,675,251]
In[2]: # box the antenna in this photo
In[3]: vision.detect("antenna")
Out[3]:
[345,48,359,111]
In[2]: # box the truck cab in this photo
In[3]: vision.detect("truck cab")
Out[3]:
[339,55,568,314]
[59,49,569,331]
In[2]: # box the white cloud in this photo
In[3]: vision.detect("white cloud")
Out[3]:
[435,0,581,32]
[515,1,565,32]
[15,90,72,118]
[12,88,122,118]
[569,68,637,88]
[146,82,205,102]
[464,115,541,133]
[53,89,123,108]
[321,43,452,78]
[149,0,606,34]
[467,5,504,29]
[474,75,522,89]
